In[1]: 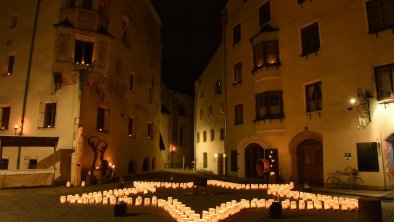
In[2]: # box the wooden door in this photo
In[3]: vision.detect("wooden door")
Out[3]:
[245,144,264,178]
[217,153,223,176]
[298,140,323,185]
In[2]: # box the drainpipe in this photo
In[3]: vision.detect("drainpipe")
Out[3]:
[222,9,228,177]
[17,0,42,169]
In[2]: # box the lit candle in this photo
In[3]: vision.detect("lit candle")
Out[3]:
[81,181,85,187]
[151,196,157,206]
[299,200,305,210]
[60,196,66,204]
[144,198,150,206]
[66,181,71,187]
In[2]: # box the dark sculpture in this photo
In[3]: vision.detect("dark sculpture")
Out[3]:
[88,136,108,170]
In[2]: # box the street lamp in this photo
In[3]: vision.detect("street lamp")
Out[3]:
[171,145,176,168]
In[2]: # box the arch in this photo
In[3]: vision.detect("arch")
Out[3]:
[288,131,323,182]
[236,136,267,178]
[244,143,264,178]
[128,160,137,174]
[143,157,150,171]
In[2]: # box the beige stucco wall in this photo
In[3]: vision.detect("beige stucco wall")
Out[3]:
[221,0,394,189]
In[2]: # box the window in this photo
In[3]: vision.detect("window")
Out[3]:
[231,150,237,171]
[28,159,38,169]
[200,109,203,120]
[38,103,56,128]
[203,152,208,168]
[10,16,17,29]
[122,19,128,46]
[366,0,394,33]
[96,107,109,132]
[210,129,215,141]
[7,55,15,75]
[357,142,379,172]
[305,82,322,112]
[255,91,284,121]
[233,62,242,84]
[297,0,307,4]
[143,157,149,171]
[375,63,394,101]
[196,132,200,143]
[179,126,184,145]
[259,1,271,27]
[128,117,136,138]
[74,40,94,65]
[235,104,244,125]
[220,103,224,114]
[129,74,134,90]
[253,40,280,69]
[215,80,222,95]
[203,131,207,142]
[152,158,156,170]
[0,107,10,130]
[82,0,92,9]
[233,24,241,45]
[147,123,153,139]
[220,128,224,141]
[1,159,9,169]
[300,22,320,56]
[208,106,213,117]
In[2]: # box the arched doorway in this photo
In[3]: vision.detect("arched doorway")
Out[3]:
[297,139,323,186]
[244,143,264,178]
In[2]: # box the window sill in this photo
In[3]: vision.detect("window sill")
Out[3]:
[97,129,109,133]
[232,81,242,87]
[369,25,394,36]
[377,98,394,105]
[38,126,55,129]
[300,49,319,58]
[251,63,281,75]
[306,110,321,119]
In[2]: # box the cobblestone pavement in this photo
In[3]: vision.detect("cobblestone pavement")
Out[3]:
[0,170,393,222]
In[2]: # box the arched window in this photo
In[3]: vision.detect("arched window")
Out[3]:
[215,80,222,95]
[143,157,149,171]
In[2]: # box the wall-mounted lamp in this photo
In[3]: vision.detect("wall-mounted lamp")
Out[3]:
[348,88,373,128]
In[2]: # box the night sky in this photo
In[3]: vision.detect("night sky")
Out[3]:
[151,0,228,95]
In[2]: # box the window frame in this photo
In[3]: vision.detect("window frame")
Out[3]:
[305,81,322,113]
[233,62,243,85]
[74,40,94,65]
[128,117,136,138]
[96,106,110,132]
[366,0,394,34]
[259,1,271,27]
[234,104,244,125]
[253,40,280,70]
[210,129,215,141]
[0,106,10,130]
[7,55,15,75]
[255,91,284,121]
[147,123,153,140]
[300,22,320,57]
[375,63,394,101]
[233,24,241,45]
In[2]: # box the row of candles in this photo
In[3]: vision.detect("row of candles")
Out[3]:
[267,183,359,210]
[207,180,268,190]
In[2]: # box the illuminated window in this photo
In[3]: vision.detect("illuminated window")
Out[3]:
[259,1,270,27]
[233,62,242,85]
[366,0,394,33]
[305,82,322,112]
[96,107,110,132]
[255,91,284,121]
[38,103,56,128]
[375,63,394,101]
[147,123,153,140]
[235,104,243,125]
[233,24,241,44]
[128,117,136,138]
[253,40,280,69]
[7,55,15,75]
[301,22,320,57]
[74,40,93,65]
[0,107,10,130]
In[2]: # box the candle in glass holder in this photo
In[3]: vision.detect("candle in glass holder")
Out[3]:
[299,200,305,210]
[66,181,71,187]
[81,181,85,187]
[144,198,151,206]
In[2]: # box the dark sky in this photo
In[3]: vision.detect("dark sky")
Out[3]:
[151,0,228,95]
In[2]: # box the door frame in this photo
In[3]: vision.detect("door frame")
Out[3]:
[289,131,323,183]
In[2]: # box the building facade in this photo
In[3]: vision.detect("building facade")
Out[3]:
[0,0,163,184]
[161,83,194,169]
[195,44,226,175]
[197,0,394,190]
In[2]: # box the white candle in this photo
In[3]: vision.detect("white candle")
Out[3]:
[66,181,71,187]
[144,198,150,206]
[81,181,85,187]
